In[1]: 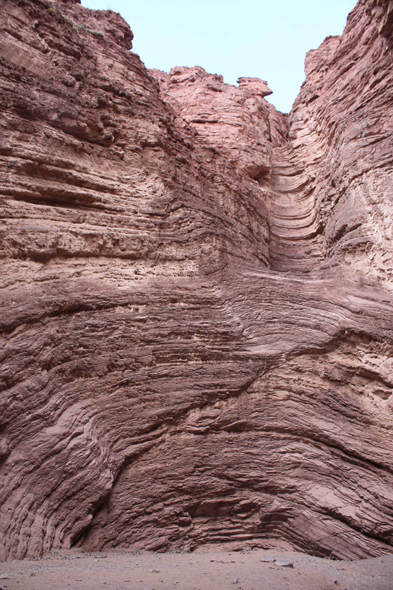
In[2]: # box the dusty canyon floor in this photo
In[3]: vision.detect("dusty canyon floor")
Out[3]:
[1,549,393,590]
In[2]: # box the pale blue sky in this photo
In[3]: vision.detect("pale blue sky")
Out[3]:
[81,0,357,113]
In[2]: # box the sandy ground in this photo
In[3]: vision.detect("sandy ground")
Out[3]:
[0,549,392,590]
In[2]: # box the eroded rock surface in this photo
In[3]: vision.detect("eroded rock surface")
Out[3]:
[1,0,393,561]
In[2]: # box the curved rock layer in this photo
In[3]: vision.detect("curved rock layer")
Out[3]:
[1,0,393,561]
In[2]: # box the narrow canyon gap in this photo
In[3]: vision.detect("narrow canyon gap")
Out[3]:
[1,0,393,561]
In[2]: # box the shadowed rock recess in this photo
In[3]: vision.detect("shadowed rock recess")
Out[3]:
[1,0,393,562]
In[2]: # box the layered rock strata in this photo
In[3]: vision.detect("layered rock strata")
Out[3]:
[1,0,393,561]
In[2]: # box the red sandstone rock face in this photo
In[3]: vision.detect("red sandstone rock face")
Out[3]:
[1,0,393,562]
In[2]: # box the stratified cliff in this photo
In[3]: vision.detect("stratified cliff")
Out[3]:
[1,0,393,561]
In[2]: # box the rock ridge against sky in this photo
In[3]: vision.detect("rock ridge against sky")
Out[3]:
[0,0,393,561]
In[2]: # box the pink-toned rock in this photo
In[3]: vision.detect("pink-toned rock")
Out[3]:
[151,66,280,182]
[237,77,273,97]
[0,0,393,563]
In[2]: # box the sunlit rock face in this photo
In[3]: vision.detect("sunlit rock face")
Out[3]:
[1,0,393,562]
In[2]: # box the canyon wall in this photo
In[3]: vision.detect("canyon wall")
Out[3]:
[1,0,393,561]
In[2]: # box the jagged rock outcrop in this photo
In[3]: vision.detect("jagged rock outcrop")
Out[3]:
[1,0,393,562]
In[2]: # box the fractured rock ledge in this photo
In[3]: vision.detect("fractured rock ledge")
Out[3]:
[0,0,393,562]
